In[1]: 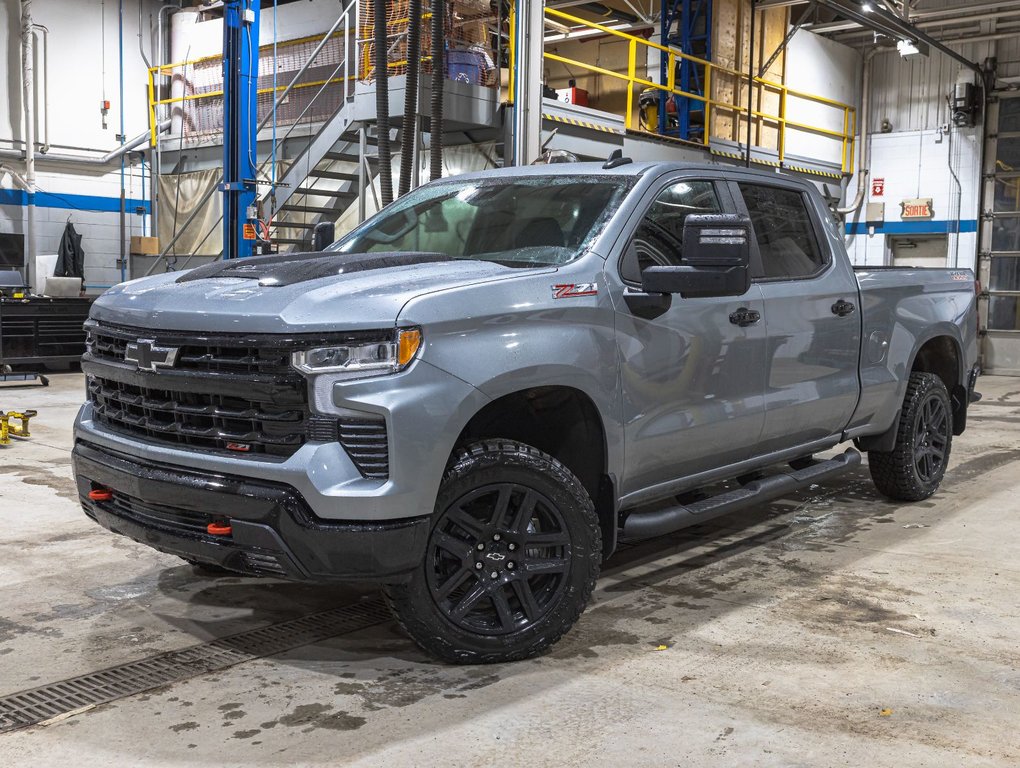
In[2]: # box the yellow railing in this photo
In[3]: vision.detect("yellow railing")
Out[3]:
[147,31,354,147]
[537,7,857,174]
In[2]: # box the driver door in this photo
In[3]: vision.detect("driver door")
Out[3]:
[611,174,767,499]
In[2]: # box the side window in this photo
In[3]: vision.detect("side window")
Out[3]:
[737,183,826,279]
[621,180,722,284]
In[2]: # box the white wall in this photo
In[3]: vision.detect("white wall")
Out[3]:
[172,0,344,61]
[0,0,160,290]
[784,30,861,169]
[844,127,981,270]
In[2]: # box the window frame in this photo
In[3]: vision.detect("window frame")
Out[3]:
[728,179,833,284]
[617,174,736,288]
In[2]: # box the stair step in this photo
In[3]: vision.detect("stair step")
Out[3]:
[293,187,357,199]
[279,204,340,215]
[271,220,317,229]
[307,169,360,182]
[323,152,361,164]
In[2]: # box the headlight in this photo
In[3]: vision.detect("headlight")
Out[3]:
[291,327,422,379]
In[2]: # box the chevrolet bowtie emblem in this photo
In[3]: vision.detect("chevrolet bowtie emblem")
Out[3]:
[124,339,180,372]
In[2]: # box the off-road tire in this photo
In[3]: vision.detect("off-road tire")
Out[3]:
[385,440,602,664]
[869,372,953,502]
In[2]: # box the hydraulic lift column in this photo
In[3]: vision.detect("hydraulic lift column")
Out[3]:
[220,0,260,259]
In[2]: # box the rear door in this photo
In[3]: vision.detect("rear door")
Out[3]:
[731,180,861,454]
[610,173,767,497]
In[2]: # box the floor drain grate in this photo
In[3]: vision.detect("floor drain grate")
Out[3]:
[0,598,392,733]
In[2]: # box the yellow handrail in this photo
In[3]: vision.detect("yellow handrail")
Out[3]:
[542,7,857,173]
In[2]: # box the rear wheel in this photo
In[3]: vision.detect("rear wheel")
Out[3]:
[869,372,953,501]
[386,440,601,664]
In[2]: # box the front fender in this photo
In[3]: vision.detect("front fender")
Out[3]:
[398,267,623,480]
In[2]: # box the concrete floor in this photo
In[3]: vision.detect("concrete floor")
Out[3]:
[1,372,1019,766]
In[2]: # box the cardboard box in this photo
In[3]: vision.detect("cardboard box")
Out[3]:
[130,236,159,256]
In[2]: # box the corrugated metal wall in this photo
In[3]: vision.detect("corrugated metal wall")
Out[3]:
[860,0,1020,135]
[867,41,995,133]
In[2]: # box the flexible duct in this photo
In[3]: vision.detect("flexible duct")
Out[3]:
[837,49,877,216]
[374,0,393,206]
[399,0,422,196]
[429,0,444,181]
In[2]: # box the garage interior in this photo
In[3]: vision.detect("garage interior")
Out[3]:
[1,0,1019,765]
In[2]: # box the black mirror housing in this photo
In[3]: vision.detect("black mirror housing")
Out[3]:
[312,221,335,252]
[640,214,752,298]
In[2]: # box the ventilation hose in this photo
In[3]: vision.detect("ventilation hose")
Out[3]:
[429,0,444,181]
[399,0,422,196]
[374,0,393,206]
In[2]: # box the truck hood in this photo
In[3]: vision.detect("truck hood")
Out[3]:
[91,252,536,333]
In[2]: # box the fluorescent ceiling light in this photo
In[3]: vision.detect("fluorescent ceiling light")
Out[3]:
[897,39,920,57]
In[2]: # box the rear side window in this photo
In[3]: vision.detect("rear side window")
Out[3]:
[738,184,826,279]
[622,180,722,283]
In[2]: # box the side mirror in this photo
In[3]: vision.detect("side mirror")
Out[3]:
[312,221,335,252]
[640,214,751,298]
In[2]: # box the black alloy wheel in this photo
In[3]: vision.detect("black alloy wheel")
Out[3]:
[385,440,601,664]
[913,392,950,484]
[869,372,954,502]
[426,482,570,636]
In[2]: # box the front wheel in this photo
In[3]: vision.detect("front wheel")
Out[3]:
[869,372,953,502]
[385,440,602,664]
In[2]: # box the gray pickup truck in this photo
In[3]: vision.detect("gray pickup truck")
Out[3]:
[73,160,979,663]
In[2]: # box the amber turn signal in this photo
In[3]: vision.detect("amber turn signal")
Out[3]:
[397,328,422,367]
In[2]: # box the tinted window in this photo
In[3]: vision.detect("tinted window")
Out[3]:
[336,177,630,268]
[622,180,721,283]
[738,184,825,279]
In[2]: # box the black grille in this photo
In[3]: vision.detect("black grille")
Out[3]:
[88,377,307,457]
[338,416,389,479]
[87,323,294,376]
[84,322,392,473]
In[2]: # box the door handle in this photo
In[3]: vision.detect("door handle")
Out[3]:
[729,307,761,327]
[831,299,856,317]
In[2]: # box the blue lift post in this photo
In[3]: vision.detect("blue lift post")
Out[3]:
[659,0,712,143]
[221,0,260,259]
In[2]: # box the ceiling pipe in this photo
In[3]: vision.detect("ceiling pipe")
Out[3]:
[812,0,983,77]
[0,120,169,167]
[21,0,35,277]
[812,7,1020,36]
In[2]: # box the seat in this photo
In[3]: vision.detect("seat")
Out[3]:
[513,217,565,249]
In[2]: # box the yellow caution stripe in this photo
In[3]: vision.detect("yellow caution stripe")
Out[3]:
[710,149,841,179]
[542,113,624,135]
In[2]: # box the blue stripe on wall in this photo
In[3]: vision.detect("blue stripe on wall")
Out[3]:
[0,188,151,215]
[845,219,978,236]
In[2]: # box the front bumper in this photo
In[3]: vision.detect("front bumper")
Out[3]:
[73,441,429,581]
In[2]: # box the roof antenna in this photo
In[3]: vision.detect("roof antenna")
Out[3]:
[603,149,632,169]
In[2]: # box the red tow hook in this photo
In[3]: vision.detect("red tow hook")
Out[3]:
[88,488,113,502]
[206,521,233,536]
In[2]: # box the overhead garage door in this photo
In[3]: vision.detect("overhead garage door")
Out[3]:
[982,94,1020,374]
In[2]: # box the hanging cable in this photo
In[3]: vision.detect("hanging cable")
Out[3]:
[429,0,444,181]
[375,0,393,206]
[399,0,422,197]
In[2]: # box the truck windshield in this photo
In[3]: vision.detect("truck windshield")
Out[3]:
[332,176,632,267]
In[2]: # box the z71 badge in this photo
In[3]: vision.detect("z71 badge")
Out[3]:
[552,283,598,299]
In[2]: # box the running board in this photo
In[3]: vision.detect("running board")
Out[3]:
[622,448,862,541]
